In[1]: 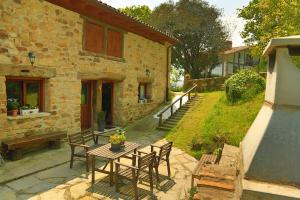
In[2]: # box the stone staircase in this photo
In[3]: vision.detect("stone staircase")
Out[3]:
[157,95,203,131]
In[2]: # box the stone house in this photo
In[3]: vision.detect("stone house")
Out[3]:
[0,0,176,142]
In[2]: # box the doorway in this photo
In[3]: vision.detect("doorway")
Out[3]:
[102,82,113,125]
[81,81,92,130]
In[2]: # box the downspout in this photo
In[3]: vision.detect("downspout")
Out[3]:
[166,45,171,102]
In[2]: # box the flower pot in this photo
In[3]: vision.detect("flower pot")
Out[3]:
[20,108,39,116]
[11,109,18,117]
[111,143,121,151]
[98,120,106,132]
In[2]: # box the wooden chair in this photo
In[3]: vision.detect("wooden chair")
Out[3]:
[149,142,173,183]
[115,151,156,200]
[68,129,109,172]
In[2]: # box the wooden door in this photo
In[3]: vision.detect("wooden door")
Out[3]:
[81,81,92,130]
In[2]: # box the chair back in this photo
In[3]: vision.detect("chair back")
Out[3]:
[81,129,95,144]
[68,132,84,145]
[138,151,156,172]
[158,142,173,162]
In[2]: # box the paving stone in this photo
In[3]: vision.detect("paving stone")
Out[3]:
[7,176,43,191]
[70,182,89,199]
[0,186,17,200]
[17,194,40,200]
[39,189,65,200]
[35,164,79,180]
[183,162,197,172]
[19,181,56,194]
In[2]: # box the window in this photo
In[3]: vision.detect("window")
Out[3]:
[138,83,148,101]
[83,20,124,58]
[6,78,44,113]
[84,21,105,54]
[107,29,123,58]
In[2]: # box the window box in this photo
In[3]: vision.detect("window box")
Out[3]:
[20,108,39,116]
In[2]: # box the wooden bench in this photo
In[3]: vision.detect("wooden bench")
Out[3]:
[191,154,218,187]
[2,131,66,160]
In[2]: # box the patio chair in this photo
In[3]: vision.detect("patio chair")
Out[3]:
[147,142,173,183]
[115,151,156,200]
[68,129,109,172]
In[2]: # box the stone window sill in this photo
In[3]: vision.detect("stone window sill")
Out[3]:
[79,50,126,63]
[7,112,51,120]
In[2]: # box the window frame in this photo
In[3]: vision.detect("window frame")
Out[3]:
[82,18,125,59]
[6,77,45,112]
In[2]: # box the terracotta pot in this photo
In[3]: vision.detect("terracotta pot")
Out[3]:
[11,109,18,117]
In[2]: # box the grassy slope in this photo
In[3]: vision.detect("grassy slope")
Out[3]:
[165,91,264,159]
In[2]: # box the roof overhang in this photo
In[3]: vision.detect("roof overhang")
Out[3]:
[46,0,177,45]
[263,35,300,57]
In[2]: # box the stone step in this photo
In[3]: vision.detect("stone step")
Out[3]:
[164,120,179,125]
[167,118,181,122]
[157,126,171,131]
[161,123,175,128]
[163,124,177,128]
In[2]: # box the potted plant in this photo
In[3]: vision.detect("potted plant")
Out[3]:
[98,111,106,132]
[20,105,39,116]
[7,101,20,117]
[109,134,123,151]
[116,129,126,146]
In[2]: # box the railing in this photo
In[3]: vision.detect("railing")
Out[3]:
[157,84,198,126]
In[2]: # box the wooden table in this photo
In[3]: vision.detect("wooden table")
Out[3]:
[88,142,140,186]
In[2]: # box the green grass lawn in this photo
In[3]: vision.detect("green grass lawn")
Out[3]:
[165,91,264,159]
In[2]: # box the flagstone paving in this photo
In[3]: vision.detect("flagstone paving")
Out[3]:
[0,139,197,200]
[0,108,198,200]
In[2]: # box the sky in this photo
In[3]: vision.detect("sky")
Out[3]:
[101,0,250,47]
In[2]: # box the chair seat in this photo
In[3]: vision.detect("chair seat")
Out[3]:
[118,167,136,179]
[118,167,150,181]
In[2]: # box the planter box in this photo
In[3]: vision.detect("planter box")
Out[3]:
[20,108,39,116]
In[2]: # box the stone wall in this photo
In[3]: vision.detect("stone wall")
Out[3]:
[0,0,169,142]
[185,77,227,92]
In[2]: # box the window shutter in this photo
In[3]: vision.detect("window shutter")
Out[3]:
[107,29,123,58]
[84,22,104,54]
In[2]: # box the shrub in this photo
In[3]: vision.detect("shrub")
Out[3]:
[225,69,265,103]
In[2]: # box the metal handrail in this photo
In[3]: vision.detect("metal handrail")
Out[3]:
[157,84,198,126]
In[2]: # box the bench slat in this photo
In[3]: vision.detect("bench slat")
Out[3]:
[193,154,217,176]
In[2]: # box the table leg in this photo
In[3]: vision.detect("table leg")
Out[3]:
[110,159,114,186]
[133,148,137,166]
[92,155,95,184]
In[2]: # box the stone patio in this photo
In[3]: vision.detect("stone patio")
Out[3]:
[0,108,198,200]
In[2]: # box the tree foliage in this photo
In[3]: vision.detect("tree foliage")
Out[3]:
[119,5,152,22]
[238,0,300,56]
[148,0,229,78]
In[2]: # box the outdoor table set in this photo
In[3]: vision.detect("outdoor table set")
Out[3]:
[67,129,173,199]
[87,141,140,186]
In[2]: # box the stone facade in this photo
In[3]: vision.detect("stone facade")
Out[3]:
[0,0,171,141]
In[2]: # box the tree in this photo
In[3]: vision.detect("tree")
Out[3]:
[119,5,152,22]
[171,67,183,90]
[148,0,229,78]
[238,0,300,56]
